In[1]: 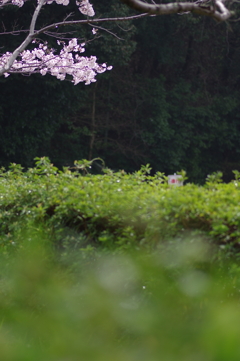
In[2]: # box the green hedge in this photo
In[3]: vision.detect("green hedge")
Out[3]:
[1,157,240,256]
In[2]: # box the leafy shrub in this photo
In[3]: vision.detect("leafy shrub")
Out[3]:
[1,157,240,256]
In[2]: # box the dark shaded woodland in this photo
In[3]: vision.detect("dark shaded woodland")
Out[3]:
[1,0,240,182]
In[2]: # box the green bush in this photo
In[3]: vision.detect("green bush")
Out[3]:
[1,157,240,256]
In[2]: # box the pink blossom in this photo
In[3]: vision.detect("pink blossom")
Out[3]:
[0,0,113,84]
[0,39,112,85]
[76,0,95,16]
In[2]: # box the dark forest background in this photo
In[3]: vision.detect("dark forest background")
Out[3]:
[1,0,240,183]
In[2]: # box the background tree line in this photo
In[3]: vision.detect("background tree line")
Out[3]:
[1,0,240,183]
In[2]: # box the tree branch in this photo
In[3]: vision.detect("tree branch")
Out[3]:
[0,0,45,75]
[0,6,149,79]
[33,13,150,37]
[0,0,232,82]
[120,0,232,21]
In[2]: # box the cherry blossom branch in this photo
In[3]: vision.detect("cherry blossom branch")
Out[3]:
[0,6,149,83]
[0,0,45,75]
[120,0,232,21]
[0,0,116,84]
[0,0,233,87]
[0,38,113,85]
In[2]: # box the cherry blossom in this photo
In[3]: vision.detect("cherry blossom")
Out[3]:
[0,39,112,85]
[3,0,228,86]
[76,0,95,16]
[0,0,112,85]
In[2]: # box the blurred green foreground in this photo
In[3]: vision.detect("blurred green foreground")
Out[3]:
[0,229,240,361]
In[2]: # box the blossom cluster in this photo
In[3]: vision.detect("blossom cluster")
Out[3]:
[76,0,95,16]
[0,39,112,85]
[0,0,24,6]
[0,0,112,83]
[0,0,95,16]
[47,0,95,16]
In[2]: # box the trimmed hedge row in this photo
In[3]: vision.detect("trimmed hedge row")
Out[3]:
[1,158,240,254]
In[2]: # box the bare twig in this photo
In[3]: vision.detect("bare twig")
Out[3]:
[88,24,124,40]
[33,13,150,37]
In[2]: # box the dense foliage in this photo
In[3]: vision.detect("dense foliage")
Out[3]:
[1,157,240,256]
